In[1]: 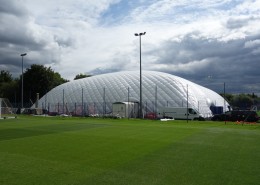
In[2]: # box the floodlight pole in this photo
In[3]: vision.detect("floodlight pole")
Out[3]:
[20,53,27,109]
[135,32,146,118]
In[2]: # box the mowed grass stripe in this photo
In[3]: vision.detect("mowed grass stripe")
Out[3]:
[0,119,197,166]
[0,116,115,142]
[80,125,260,185]
[0,117,259,185]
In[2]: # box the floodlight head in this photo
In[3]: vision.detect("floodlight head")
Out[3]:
[143,32,146,35]
[134,33,139,36]
[21,53,27,56]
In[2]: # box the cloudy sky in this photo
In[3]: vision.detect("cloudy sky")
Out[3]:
[1,0,260,93]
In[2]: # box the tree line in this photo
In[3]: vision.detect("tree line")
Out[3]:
[0,64,259,109]
[0,64,90,107]
[221,93,259,110]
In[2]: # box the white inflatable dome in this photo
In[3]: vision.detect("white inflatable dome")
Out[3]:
[35,71,229,117]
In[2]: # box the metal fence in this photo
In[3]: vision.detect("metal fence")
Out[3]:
[39,99,219,118]
[14,85,260,117]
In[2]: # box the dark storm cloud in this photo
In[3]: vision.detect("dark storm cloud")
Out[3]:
[0,0,61,77]
[148,33,260,93]
[88,31,260,93]
[0,1,30,46]
[1,0,259,95]
[0,1,28,17]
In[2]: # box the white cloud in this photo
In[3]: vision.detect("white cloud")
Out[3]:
[148,58,212,74]
[1,0,260,93]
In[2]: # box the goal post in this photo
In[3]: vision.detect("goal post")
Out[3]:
[0,98,16,119]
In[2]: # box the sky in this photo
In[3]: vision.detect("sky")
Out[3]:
[0,0,260,94]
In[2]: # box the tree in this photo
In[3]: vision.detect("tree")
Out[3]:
[21,64,68,106]
[247,93,258,99]
[0,70,16,99]
[230,94,254,110]
[0,70,12,83]
[0,80,19,105]
[219,93,259,110]
[74,73,92,80]
[0,71,19,106]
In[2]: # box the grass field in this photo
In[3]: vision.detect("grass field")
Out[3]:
[0,116,260,185]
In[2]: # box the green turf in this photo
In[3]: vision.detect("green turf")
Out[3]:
[0,116,260,185]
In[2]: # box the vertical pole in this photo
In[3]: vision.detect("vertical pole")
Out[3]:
[21,56,24,108]
[146,101,148,117]
[45,92,47,112]
[187,84,189,123]
[155,85,157,119]
[135,32,146,118]
[139,35,142,119]
[84,103,87,116]
[94,102,96,115]
[224,82,226,125]
[20,53,27,109]
[62,89,65,114]
[128,87,130,119]
[75,102,76,116]
[82,88,84,117]
[103,87,106,117]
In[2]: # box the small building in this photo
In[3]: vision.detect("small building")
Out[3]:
[112,102,138,118]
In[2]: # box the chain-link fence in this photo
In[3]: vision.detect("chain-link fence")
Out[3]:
[27,85,234,118]
[39,99,222,118]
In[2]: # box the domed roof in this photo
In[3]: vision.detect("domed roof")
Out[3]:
[36,71,229,117]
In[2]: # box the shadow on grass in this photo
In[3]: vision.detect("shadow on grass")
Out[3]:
[0,123,108,141]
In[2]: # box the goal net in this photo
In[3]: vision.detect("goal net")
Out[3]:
[0,98,16,119]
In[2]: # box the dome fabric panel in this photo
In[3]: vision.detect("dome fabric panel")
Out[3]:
[36,71,229,117]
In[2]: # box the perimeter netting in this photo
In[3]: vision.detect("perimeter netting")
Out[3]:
[0,98,16,119]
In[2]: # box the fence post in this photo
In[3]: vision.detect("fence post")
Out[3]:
[155,85,157,118]
[45,92,47,111]
[81,88,84,117]
[186,84,189,123]
[84,102,87,116]
[74,102,76,116]
[128,87,130,119]
[103,87,106,117]
[62,89,65,114]
[145,101,148,116]
[94,102,96,115]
